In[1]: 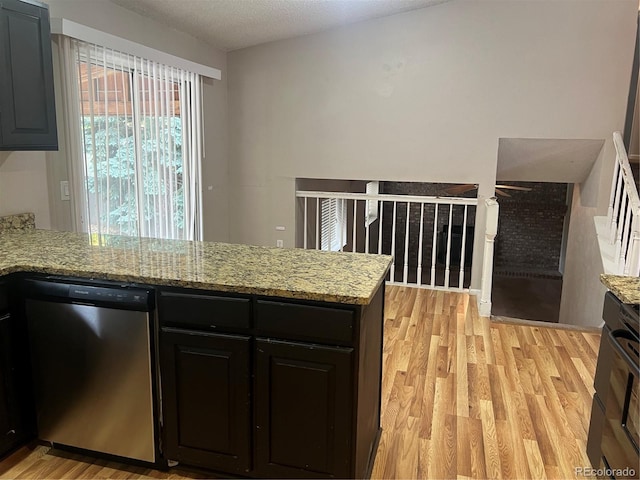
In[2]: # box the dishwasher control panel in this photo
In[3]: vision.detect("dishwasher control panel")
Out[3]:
[23,278,154,311]
[69,285,147,305]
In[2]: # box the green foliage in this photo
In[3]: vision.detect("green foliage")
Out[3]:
[82,115,185,238]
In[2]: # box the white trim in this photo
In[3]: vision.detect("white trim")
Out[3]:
[595,216,623,275]
[469,288,483,319]
[386,281,471,293]
[296,190,477,206]
[51,18,222,80]
[469,288,481,298]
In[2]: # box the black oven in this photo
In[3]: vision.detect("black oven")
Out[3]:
[587,293,639,480]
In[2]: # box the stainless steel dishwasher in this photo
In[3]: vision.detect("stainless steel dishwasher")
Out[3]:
[24,277,157,463]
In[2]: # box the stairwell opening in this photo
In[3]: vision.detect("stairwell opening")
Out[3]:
[491,181,571,323]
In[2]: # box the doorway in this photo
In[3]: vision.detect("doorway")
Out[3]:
[491,181,569,322]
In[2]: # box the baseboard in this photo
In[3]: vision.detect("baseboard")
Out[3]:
[491,315,602,332]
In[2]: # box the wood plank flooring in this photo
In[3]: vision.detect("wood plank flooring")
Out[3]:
[370,286,600,480]
[0,286,601,479]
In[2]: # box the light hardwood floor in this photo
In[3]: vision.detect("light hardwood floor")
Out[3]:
[0,286,601,479]
[371,286,599,480]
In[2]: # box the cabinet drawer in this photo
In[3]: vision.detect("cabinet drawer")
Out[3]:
[256,300,354,345]
[159,291,251,330]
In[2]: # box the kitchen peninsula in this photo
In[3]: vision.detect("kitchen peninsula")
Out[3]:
[0,229,392,479]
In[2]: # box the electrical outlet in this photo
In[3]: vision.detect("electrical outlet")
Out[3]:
[276,239,284,248]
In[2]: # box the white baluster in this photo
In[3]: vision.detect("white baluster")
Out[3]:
[390,201,397,282]
[620,195,633,273]
[626,233,640,277]
[614,193,627,267]
[315,198,320,250]
[445,206,453,288]
[378,201,384,255]
[624,215,640,276]
[431,204,438,287]
[352,199,357,252]
[459,205,468,290]
[403,202,410,284]
[303,197,308,249]
[608,158,620,229]
[365,213,370,254]
[610,170,623,244]
[417,203,425,286]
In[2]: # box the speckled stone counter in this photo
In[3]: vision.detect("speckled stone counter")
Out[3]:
[600,274,640,305]
[0,213,35,233]
[0,229,392,305]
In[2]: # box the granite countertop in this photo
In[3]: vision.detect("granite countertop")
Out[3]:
[0,212,35,233]
[0,230,392,305]
[600,274,640,305]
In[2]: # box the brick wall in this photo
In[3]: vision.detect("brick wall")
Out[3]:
[494,182,567,274]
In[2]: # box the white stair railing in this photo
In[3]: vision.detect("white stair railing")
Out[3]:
[607,132,640,276]
[296,190,478,291]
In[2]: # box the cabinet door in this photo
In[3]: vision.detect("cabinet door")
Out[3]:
[160,328,251,474]
[0,308,36,459]
[0,0,57,150]
[254,339,353,479]
[0,312,13,456]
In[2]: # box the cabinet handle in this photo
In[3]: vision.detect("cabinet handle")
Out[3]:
[608,329,640,377]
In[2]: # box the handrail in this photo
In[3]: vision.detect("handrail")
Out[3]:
[612,132,640,215]
[607,132,640,276]
[295,190,478,206]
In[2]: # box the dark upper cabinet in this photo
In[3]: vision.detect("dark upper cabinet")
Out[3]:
[0,0,58,151]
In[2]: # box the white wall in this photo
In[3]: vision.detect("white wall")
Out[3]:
[0,152,50,228]
[559,190,607,328]
[227,0,637,295]
[0,0,229,241]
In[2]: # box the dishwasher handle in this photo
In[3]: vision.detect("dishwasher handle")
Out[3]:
[23,278,154,311]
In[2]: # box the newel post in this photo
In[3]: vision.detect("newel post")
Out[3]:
[479,198,499,317]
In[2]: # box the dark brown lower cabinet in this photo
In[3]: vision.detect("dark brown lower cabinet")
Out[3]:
[0,312,14,456]
[253,339,353,479]
[160,328,251,473]
[158,284,385,479]
[0,282,35,459]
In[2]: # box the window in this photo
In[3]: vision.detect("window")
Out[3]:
[320,198,347,251]
[63,39,203,240]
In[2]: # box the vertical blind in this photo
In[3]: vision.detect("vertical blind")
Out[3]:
[59,37,203,241]
[320,198,347,251]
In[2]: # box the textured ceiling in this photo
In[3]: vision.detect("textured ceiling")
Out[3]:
[109,0,447,52]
